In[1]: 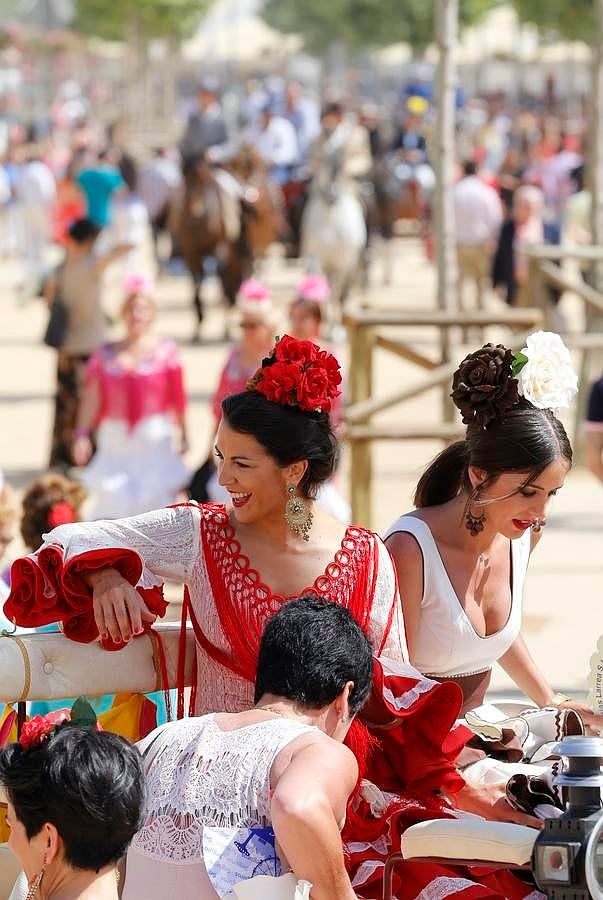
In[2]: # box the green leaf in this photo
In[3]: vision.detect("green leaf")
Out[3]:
[511,351,529,377]
[70,697,98,728]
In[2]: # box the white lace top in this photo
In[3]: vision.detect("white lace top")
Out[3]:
[123,715,316,899]
[383,515,530,678]
[46,503,407,713]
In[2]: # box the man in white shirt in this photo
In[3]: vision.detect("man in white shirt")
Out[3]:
[453,160,503,311]
[284,81,320,163]
[16,146,57,289]
[255,100,299,184]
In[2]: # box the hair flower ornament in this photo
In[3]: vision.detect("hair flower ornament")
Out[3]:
[46,500,76,529]
[452,332,578,429]
[248,335,342,413]
[514,331,579,410]
[18,698,100,752]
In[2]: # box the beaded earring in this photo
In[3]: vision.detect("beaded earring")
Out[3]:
[284,485,313,541]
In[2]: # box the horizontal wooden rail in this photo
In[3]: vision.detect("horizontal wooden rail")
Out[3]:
[526,244,603,262]
[344,423,465,441]
[344,308,543,328]
[563,333,603,348]
[538,261,603,315]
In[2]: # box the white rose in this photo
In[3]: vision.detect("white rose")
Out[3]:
[516,331,578,410]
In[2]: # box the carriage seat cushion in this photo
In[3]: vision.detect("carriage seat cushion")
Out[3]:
[401,818,539,866]
[0,625,194,703]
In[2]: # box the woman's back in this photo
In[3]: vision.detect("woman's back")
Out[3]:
[124,714,317,900]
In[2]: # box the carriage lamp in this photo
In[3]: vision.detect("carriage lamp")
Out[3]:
[533,735,603,898]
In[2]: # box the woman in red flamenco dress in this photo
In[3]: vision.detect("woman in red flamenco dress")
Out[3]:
[5,336,541,900]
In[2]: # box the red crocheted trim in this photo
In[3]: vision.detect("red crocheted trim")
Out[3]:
[195,503,381,684]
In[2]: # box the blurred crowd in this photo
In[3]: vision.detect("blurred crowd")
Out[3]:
[2,72,603,578]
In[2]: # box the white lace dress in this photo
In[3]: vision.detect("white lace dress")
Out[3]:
[122,715,316,899]
[46,502,407,713]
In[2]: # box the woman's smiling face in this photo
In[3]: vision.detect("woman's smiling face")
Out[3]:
[215,419,302,524]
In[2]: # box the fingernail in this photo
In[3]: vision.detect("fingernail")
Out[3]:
[123,633,131,642]
[134,628,144,636]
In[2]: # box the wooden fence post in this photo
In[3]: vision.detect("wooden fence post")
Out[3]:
[348,321,374,528]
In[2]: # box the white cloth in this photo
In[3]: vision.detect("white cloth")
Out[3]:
[45,504,407,712]
[80,415,189,520]
[383,516,530,678]
[123,715,316,900]
[15,161,56,208]
[255,117,299,169]
[139,158,182,221]
[453,176,503,246]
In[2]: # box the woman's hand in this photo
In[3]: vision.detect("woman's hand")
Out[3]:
[559,700,603,733]
[86,567,157,644]
[453,781,543,829]
[72,434,93,467]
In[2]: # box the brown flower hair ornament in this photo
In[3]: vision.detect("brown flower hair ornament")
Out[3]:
[451,343,520,429]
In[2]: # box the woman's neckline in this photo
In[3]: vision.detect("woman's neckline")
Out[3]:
[210,505,364,602]
[401,514,516,641]
[106,337,163,369]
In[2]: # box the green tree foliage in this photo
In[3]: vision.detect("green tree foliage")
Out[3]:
[263,0,493,55]
[511,0,595,44]
[73,0,208,41]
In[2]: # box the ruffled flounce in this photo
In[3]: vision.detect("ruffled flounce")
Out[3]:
[4,545,167,650]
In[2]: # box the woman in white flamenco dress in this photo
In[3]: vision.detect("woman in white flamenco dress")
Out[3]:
[72,275,189,520]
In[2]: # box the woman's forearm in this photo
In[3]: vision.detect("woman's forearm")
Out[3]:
[499,634,554,707]
[75,379,100,434]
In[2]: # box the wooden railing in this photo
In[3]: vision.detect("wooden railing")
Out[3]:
[344,307,544,527]
[526,245,603,444]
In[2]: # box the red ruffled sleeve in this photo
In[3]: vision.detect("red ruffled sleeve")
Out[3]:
[4,545,167,651]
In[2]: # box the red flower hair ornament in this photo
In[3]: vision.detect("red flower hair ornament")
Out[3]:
[17,698,101,752]
[248,335,342,413]
[46,500,76,529]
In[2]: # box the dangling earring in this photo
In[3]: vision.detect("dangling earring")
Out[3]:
[465,499,486,536]
[25,858,46,900]
[285,485,313,541]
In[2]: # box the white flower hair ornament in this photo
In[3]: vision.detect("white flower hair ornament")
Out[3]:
[512,331,578,410]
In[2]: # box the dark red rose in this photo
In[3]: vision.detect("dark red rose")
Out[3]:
[451,343,519,428]
[274,334,318,365]
[316,350,343,398]
[298,364,332,411]
[19,715,55,751]
[257,361,302,405]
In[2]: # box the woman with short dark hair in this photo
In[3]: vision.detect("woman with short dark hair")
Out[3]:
[0,723,144,899]
[123,596,372,899]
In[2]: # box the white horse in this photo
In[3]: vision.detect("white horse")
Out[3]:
[300,177,367,311]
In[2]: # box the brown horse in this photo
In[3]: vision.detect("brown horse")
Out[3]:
[173,152,281,337]
[172,155,252,337]
[227,145,282,261]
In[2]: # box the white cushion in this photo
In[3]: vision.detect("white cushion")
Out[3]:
[0,625,195,703]
[229,874,312,899]
[401,818,539,866]
[0,843,22,899]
